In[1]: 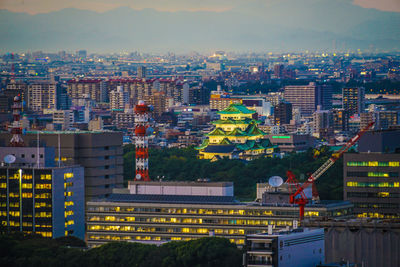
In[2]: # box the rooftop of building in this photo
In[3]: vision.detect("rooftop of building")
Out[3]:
[128,180,233,187]
[24,130,120,135]
[247,227,323,238]
[91,194,239,205]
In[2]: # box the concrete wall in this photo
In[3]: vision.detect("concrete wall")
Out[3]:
[128,181,234,196]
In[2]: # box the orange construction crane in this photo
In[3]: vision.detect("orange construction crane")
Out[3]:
[288,122,375,220]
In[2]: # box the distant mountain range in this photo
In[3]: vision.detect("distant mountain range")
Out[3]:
[1,0,399,53]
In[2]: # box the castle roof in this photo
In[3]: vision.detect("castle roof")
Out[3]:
[217,103,256,115]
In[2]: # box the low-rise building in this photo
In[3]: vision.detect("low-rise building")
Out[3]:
[86,181,353,248]
[245,228,325,267]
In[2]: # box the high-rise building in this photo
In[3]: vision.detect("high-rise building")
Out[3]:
[343,153,400,218]
[27,82,57,112]
[342,87,365,117]
[313,106,334,139]
[0,131,124,200]
[137,66,147,78]
[320,84,333,110]
[109,86,130,110]
[344,129,400,218]
[0,146,85,240]
[77,50,87,59]
[375,111,398,130]
[67,79,106,103]
[283,82,322,116]
[332,109,348,132]
[274,102,292,125]
[274,64,284,79]
[112,110,135,129]
[144,91,166,120]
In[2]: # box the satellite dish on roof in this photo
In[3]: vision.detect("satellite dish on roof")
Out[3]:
[136,174,142,180]
[268,176,283,187]
[4,155,16,164]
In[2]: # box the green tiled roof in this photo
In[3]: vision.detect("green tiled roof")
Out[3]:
[217,103,256,115]
[212,118,261,125]
[206,128,226,136]
[245,123,267,136]
[219,138,233,145]
[236,139,275,151]
[195,139,209,150]
[226,128,248,137]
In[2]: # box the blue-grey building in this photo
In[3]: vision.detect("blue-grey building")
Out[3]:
[0,146,85,240]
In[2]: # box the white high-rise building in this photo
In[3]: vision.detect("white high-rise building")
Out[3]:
[110,86,129,110]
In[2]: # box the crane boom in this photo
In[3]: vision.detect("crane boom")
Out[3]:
[290,121,375,219]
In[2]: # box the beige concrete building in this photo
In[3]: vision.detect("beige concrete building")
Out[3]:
[27,82,57,112]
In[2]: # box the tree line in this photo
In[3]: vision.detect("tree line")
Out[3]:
[0,232,242,267]
[124,145,344,200]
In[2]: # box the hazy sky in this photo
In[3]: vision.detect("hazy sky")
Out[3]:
[1,0,400,14]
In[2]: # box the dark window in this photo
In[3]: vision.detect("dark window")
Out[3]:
[21,154,25,158]
[40,154,43,158]
[31,154,35,158]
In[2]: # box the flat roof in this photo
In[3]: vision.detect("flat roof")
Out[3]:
[92,194,239,205]
[128,181,233,187]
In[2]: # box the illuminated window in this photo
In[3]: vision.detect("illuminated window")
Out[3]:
[40,174,52,180]
[64,192,74,197]
[377,192,389,197]
[64,201,74,207]
[65,210,74,216]
[36,184,51,189]
[105,216,116,221]
[22,183,32,189]
[64,173,74,179]
[22,193,33,198]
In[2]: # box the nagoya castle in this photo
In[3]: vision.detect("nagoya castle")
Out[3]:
[196,103,276,160]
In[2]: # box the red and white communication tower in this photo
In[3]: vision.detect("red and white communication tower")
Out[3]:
[134,100,151,181]
[10,95,24,147]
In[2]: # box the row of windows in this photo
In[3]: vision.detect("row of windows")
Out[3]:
[347,171,398,178]
[1,193,53,199]
[356,213,400,219]
[88,225,247,235]
[90,206,283,217]
[347,182,400,188]
[347,161,400,167]
[354,203,399,209]
[0,174,51,181]
[88,235,245,245]
[347,192,400,198]
[88,215,295,226]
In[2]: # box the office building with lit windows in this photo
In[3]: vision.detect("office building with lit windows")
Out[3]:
[0,131,124,200]
[86,181,352,248]
[0,147,85,240]
[343,153,400,218]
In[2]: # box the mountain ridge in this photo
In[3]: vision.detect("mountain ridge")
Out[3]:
[1,3,399,53]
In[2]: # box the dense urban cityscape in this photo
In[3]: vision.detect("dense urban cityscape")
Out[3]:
[1,1,400,267]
